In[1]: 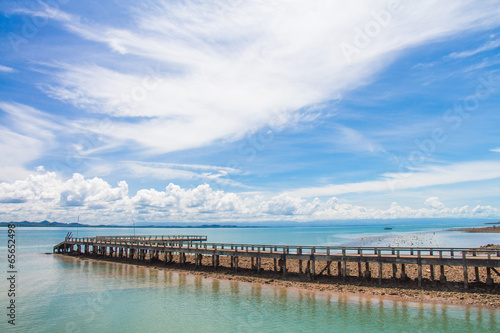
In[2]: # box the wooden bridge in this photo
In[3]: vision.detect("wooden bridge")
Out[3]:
[54,234,500,289]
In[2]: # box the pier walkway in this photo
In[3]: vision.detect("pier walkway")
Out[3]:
[54,235,500,289]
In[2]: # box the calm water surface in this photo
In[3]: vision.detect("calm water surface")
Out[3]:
[1,224,499,332]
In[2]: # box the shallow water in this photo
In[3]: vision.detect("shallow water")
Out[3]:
[1,223,499,332]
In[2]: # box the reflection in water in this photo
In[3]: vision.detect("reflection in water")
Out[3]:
[194,275,203,294]
[178,272,187,288]
[250,284,262,304]
[212,278,220,294]
[230,281,240,297]
[2,254,498,333]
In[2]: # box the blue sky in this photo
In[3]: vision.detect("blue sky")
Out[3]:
[1,0,500,224]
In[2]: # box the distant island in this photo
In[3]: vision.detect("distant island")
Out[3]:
[0,220,247,228]
[2,219,498,229]
[452,225,500,233]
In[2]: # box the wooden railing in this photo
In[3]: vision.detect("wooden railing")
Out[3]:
[57,236,500,258]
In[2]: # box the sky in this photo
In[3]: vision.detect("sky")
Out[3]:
[1,0,500,224]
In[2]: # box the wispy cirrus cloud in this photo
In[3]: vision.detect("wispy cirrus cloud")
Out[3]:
[287,160,500,198]
[17,0,500,156]
[0,65,14,72]
[449,39,500,59]
[87,161,246,187]
[332,125,386,154]
[0,102,64,181]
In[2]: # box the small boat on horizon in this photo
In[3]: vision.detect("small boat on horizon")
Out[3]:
[384,227,392,230]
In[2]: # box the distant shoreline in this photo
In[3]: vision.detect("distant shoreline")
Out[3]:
[3,219,499,229]
[450,226,500,233]
[0,221,259,228]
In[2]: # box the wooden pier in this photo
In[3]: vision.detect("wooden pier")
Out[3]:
[54,235,500,289]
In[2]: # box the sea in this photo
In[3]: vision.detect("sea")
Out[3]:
[1,219,499,332]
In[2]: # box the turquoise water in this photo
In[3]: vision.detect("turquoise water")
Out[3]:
[1,222,499,332]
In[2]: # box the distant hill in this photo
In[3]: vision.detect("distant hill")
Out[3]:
[0,220,91,227]
[0,220,245,228]
[2,218,497,228]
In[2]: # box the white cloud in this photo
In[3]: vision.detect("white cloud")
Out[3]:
[491,148,500,153]
[0,65,14,73]
[424,196,445,210]
[287,160,500,198]
[448,39,500,59]
[24,0,500,155]
[332,125,385,154]
[0,172,498,223]
[0,103,64,182]
[87,161,245,187]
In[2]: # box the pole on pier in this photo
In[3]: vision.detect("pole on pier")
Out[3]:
[311,248,316,279]
[429,249,434,281]
[462,251,469,290]
[473,251,480,282]
[342,248,347,280]
[417,250,422,287]
[364,262,371,279]
[282,248,287,278]
[486,267,493,285]
[298,248,303,274]
[257,248,261,274]
[401,264,406,282]
[326,248,331,276]
[358,249,363,278]
[439,251,446,283]
[486,252,493,285]
[378,250,383,285]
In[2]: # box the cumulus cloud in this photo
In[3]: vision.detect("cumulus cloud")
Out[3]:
[0,172,498,223]
[424,196,445,210]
